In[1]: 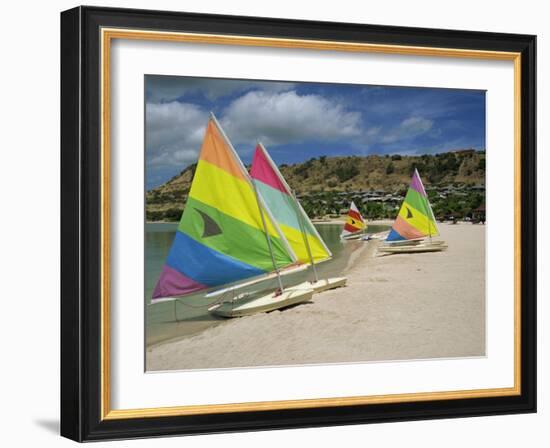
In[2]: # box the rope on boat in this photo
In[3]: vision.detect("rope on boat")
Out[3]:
[171,288,247,314]
[173,297,224,309]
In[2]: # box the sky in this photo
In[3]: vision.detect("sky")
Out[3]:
[145,75,486,189]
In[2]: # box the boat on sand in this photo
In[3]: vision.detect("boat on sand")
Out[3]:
[378,169,447,254]
[208,288,314,318]
[152,115,344,318]
[340,201,367,241]
[245,142,347,300]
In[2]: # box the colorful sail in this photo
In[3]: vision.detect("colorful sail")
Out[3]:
[341,201,366,238]
[386,169,439,242]
[152,118,296,301]
[249,144,332,265]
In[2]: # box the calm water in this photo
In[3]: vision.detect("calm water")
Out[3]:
[145,223,388,346]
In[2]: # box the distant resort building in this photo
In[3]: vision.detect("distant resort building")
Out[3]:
[268,184,485,221]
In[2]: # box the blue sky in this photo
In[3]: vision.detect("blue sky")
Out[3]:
[145,75,486,189]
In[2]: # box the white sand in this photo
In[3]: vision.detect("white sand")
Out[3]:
[147,223,485,371]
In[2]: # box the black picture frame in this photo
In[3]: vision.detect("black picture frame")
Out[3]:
[61,5,536,442]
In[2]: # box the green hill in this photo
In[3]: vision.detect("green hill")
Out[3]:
[146,149,485,221]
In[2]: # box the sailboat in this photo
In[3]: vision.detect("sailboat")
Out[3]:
[248,142,347,294]
[340,201,367,241]
[152,114,314,317]
[378,169,447,254]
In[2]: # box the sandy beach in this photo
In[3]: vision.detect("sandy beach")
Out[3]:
[147,223,485,371]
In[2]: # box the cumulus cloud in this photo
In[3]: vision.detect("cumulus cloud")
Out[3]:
[145,97,434,175]
[144,89,364,182]
[145,101,208,168]
[146,76,296,103]
[401,117,433,133]
[220,90,362,145]
[381,116,433,144]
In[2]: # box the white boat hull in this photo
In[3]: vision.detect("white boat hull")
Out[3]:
[383,239,422,246]
[378,242,447,254]
[209,288,314,318]
[341,232,365,241]
[205,263,309,298]
[382,239,446,247]
[287,277,347,294]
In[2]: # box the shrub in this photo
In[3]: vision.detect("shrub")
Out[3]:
[478,158,486,170]
[164,208,183,222]
[146,210,163,221]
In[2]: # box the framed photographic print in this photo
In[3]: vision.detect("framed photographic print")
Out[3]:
[60,6,536,442]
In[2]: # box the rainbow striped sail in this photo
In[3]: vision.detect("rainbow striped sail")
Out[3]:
[341,201,366,239]
[249,143,331,265]
[152,118,296,301]
[386,169,439,242]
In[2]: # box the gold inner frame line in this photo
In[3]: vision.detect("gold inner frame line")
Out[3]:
[100,27,522,421]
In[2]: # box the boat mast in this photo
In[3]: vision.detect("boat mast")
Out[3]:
[251,180,285,291]
[257,142,325,282]
[258,143,332,258]
[291,189,319,283]
[209,113,297,263]
[416,168,433,241]
[208,113,286,292]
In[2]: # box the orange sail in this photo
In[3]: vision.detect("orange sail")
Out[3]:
[152,116,295,301]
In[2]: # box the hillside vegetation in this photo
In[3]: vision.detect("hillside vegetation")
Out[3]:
[146,149,485,222]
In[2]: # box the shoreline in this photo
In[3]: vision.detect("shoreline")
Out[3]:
[344,236,377,274]
[147,223,485,371]
[148,219,395,226]
[147,219,474,226]
[147,235,375,351]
